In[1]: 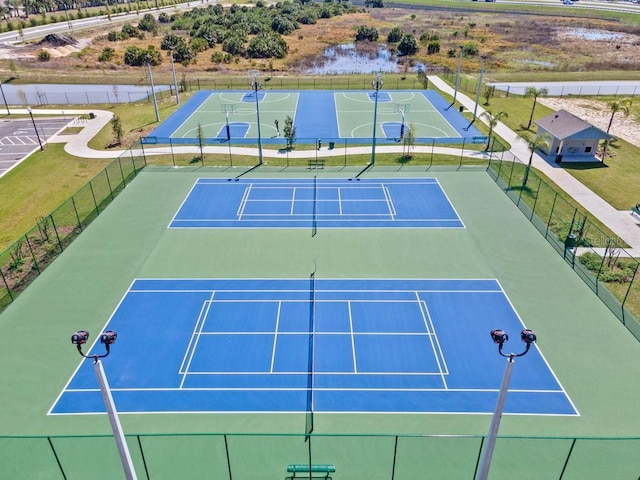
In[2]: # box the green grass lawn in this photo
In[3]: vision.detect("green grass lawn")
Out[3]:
[0,144,110,251]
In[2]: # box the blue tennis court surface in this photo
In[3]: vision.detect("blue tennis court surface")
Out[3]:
[170,178,464,229]
[51,279,576,415]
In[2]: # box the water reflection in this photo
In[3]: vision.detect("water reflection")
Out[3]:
[302,42,401,75]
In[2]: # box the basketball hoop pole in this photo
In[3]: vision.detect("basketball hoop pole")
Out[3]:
[249,70,263,165]
[225,109,233,166]
[370,72,384,166]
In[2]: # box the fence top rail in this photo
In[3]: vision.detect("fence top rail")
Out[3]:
[1,433,638,441]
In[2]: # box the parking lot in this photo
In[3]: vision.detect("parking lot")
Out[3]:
[0,116,70,177]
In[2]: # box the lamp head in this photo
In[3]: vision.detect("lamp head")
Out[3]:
[100,330,117,345]
[521,329,537,344]
[490,329,508,345]
[71,330,89,345]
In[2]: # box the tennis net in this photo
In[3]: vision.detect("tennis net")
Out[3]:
[305,259,317,439]
[311,175,318,237]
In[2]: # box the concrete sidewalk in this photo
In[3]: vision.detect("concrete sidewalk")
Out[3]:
[30,91,640,254]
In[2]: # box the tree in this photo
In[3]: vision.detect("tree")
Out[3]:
[247,32,289,59]
[402,123,416,160]
[111,114,124,145]
[520,132,551,187]
[524,86,548,130]
[601,98,632,162]
[483,85,495,106]
[397,33,418,56]
[283,115,296,150]
[426,40,440,55]
[355,25,378,41]
[606,97,632,133]
[387,26,402,43]
[480,110,508,151]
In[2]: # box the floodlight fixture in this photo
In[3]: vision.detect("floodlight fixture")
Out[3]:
[71,329,117,362]
[490,329,508,345]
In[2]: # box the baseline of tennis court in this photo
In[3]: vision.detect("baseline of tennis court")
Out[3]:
[148,90,485,145]
[50,278,576,416]
[170,178,464,229]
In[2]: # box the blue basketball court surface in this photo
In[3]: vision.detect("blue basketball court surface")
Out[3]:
[170,178,465,229]
[51,278,576,416]
[146,90,486,145]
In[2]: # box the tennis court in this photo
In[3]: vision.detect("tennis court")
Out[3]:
[2,167,640,478]
[170,178,464,229]
[51,278,575,416]
[149,90,484,145]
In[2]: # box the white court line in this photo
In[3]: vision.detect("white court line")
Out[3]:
[269,301,282,373]
[179,292,215,388]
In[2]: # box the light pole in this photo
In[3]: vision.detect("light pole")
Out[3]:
[450,45,463,109]
[0,81,9,115]
[469,54,487,128]
[370,72,384,166]
[249,70,263,165]
[27,107,43,151]
[476,328,537,480]
[71,330,138,480]
[145,54,160,122]
[169,46,180,105]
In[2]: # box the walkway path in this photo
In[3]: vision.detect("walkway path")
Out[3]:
[24,82,640,254]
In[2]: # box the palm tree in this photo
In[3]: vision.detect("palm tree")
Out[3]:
[524,86,548,130]
[480,110,508,151]
[600,98,632,162]
[520,132,551,187]
[606,98,632,133]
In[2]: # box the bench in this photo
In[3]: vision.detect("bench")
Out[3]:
[632,204,640,217]
[308,159,325,170]
[287,464,335,478]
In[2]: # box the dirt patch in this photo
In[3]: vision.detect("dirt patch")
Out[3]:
[37,34,78,47]
[539,97,640,148]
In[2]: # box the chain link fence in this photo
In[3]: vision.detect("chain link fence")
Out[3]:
[0,432,638,479]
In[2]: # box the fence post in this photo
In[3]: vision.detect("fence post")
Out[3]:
[117,157,126,186]
[545,192,558,239]
[89,181,100,215]
[224,434,233,480]
[0,266,13,301]
[104,169,114,201]
[71,196,83,231]
[557,438,577,480]
[621,261,639,313]
[24,234,40,274]
[136,436,151,480]
[47,437,67,480]
[50,214,64,253]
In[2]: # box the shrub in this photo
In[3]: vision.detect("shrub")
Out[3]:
[38,50,51,61]
[98,47,116,62]
[355,25,378,42]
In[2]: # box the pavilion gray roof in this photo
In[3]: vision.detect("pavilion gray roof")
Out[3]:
[536,109,612,140]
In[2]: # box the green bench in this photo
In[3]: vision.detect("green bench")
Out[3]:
[632,204,640,217]
[287,464,335,478]
[308,159,325,170]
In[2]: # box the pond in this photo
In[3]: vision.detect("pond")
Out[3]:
[300,42,412,75]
